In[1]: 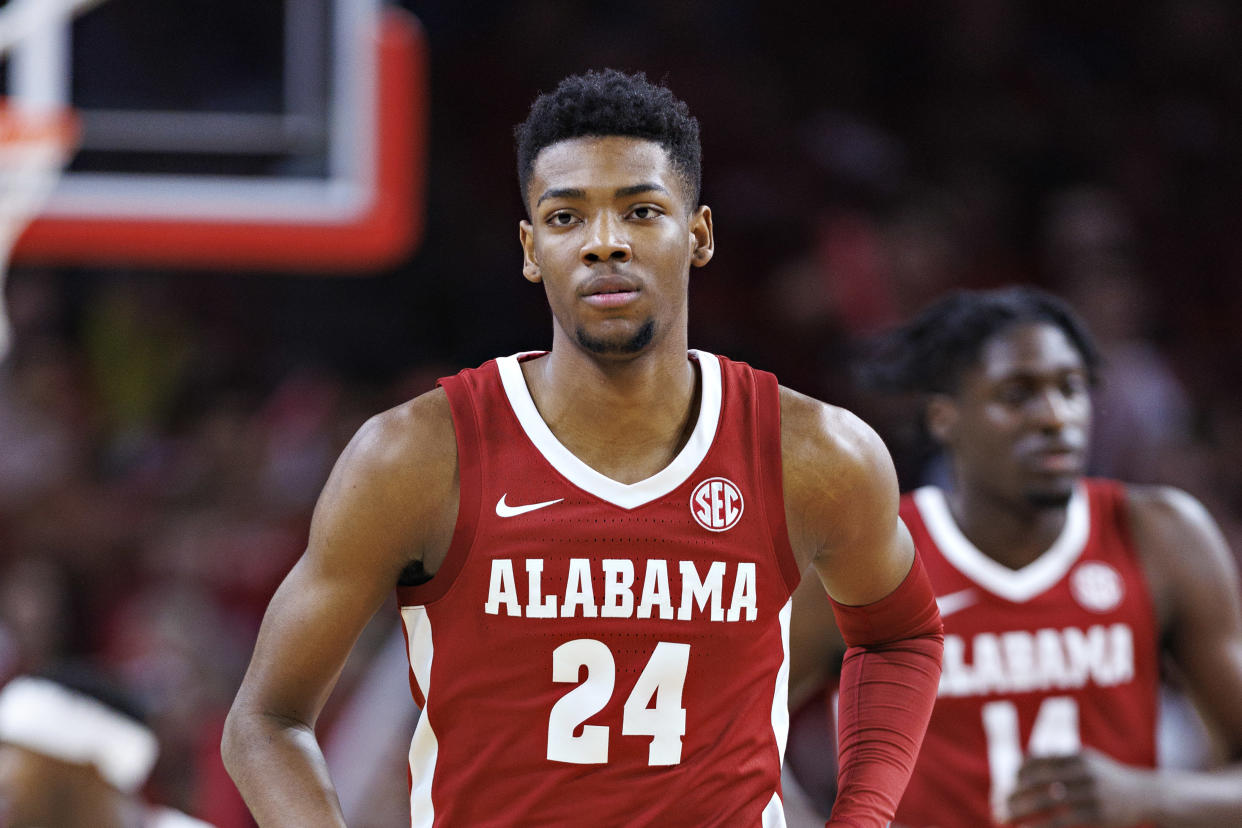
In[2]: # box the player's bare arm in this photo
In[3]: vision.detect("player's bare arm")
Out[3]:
[782,387,909,700]
[1129,485,1242,825]
[221,388,457,826]
[1008,485,1242,827]
[788,570,846,708]
[779,386,913,599]
[780,386,942,827]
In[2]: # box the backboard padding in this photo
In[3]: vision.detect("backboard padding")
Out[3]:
[3,0,426,272]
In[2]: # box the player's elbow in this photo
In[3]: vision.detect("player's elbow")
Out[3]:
[220,702,252,783]
[221,696,281,784]
[221,694,317,781]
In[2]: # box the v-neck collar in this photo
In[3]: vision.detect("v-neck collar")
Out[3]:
[913,483,1090,603]
[496,350,722,510]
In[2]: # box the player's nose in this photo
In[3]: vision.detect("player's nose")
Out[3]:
[1029,388,1073,431]
[580,213,632,265]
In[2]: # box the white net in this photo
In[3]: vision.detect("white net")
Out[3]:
[0,105,75,359]
[1,0,100,360]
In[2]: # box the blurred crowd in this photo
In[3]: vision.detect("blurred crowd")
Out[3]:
[3,1,1242,825]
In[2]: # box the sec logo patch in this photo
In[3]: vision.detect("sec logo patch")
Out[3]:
[691,477,744,532]
[1070,561,1125,613]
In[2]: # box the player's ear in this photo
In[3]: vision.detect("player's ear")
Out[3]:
[519,220,541,283]
[926,394,958,445]
[689,205,714,268]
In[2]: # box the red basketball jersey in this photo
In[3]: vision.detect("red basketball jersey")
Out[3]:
[895,480,1159,828]
[396,351,803,827]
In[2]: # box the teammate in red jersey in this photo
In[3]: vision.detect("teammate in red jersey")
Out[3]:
[846,287,1242,827]
[221,70,943,827]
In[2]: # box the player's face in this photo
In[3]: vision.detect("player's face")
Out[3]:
[931,322,1092,510]
[519,136,713,358]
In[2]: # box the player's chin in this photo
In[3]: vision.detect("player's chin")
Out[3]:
[1021,477,1077,509]
[574,318,656,356]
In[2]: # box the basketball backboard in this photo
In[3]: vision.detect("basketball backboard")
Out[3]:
[1,0,426,273]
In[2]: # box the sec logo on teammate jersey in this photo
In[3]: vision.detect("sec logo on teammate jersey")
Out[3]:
[1070,561,1125,613]
[691,477,744,532]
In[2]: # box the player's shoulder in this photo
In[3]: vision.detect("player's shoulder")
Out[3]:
[309,386,458,568]
[359,386,453,454]
[1121,482,1236,590]
[1123,482,1217,539]
[337,385,456,488]
[776,387,902,572]
[777,385,890,475]
[777,385,898,524]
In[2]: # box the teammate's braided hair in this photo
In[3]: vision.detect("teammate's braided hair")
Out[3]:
[515,69,701,212]
[855,286,1102,397]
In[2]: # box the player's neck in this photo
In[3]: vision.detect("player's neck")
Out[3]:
[945,486,1070,571]
[520,341,699,485]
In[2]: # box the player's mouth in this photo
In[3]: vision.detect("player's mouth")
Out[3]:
[581,275,641,308]
[1025,442,1084,474]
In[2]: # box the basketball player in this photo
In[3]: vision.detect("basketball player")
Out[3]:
[853,287,1242,826]
[222,70,944,826]
[0,669,211,828]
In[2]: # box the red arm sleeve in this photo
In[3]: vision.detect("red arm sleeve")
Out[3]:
[824,551,944,828]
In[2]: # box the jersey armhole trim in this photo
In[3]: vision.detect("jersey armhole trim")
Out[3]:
[396,371,484,606]
[754,369,802,596]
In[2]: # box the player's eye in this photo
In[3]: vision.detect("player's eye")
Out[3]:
[547,211,579,226]
[1061,375,1088,397]
[629,205,662,220]
[996,383,1031,406]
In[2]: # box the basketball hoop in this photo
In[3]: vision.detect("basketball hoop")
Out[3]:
[0,102,77,360]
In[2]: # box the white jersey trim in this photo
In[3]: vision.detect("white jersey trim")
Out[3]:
[761,791,788,828]
[403,606,438,828]
[772,599,792,767]
[913,483,1090,603]
[496,350,722,510]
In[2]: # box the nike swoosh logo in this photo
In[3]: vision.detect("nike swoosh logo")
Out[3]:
[935,588,978,618]
[495,494,564,518]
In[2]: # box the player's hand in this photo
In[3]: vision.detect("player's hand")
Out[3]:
[1003,748,1155,826]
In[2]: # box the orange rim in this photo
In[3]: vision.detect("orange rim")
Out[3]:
[0,104,79,153]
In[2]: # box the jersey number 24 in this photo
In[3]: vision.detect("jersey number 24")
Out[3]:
[547,639,690,766]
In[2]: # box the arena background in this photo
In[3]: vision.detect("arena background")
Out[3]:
[2,1,1240,824]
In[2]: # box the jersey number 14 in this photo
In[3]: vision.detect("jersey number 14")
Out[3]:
[983,696,1081,815]
[547,639,690,766]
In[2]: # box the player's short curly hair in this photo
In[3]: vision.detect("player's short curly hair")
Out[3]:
[854,286,1101,396]
[515,69,701,211]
